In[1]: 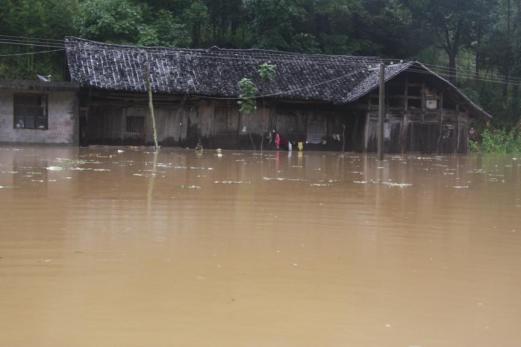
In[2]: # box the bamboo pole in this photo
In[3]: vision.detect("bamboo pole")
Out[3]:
[144,60,159,150]
[377,63,385,161]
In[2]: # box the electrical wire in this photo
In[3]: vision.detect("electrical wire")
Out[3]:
[0,34,65,43]
[405,67,521,87]
[0,40,65,49]
[416,64,521,83]
[391,60,521,84]
[0,48,64,57]
[407,67,521,85]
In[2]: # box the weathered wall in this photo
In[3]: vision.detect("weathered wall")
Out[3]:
[82,77,477,153]
[362,73,474,154]
[0,90,78,144]
[83,97,363,151]
[364,110,469,154]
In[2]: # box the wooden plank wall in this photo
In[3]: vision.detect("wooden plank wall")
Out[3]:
[83,96,365,150]
[363,74,472,154]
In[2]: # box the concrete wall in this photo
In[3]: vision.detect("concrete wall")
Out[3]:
[0,90,78,144]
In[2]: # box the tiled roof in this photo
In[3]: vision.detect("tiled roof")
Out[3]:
[65,37,491,118]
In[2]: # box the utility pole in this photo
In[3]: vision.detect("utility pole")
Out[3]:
[144,55,159,151]
[377,63,385,161]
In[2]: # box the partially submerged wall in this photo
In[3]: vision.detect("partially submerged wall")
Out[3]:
[83,96,364,151]
[362,72,474,154]
[82,72,478,153]
[0,89,78,145]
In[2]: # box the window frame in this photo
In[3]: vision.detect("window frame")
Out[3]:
[13,93,49,130]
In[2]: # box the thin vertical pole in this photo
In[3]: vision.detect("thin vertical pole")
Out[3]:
[144,57,159,151]
[377,63,385,161]
[342,124,346,153]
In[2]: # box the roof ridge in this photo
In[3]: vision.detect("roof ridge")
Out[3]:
[64,36,381,61]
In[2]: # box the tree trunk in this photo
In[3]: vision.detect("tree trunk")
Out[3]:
[448,53,457,83]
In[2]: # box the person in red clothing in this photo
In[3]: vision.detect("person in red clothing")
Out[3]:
[274,131,281,150]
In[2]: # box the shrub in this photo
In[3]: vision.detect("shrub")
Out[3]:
[471,128,521,154]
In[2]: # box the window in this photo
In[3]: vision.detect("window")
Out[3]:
[14,94,48,130]
[126,116,145,134]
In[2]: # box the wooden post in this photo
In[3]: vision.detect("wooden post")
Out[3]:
[342,123,346,153]
[144,60,159,150]
[400,75,409,154]
[377,63,385,160]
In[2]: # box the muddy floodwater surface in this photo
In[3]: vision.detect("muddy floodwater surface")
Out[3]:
[0,146,520,347]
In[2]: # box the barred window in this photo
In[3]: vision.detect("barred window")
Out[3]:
[14,94,48,130]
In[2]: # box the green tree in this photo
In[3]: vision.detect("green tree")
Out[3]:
[75,0,145,43]
[0,0,78,79]
[401,0,489,82]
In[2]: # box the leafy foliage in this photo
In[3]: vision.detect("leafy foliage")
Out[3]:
[471,128,521,154]
[237,78,258,114]
[258,63,276,81]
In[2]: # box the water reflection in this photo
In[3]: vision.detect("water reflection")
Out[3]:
[0,146,520,347]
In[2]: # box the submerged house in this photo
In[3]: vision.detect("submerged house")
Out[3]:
[2,37,492,152]
[0,80,79,145]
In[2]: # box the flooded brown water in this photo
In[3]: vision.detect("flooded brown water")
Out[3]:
[0,146,520,347]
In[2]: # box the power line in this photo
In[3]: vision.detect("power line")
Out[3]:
[0,40,64,49]
[0,34,65,44]
[418,63,521,83]
[410,67,521,85]
[405,67,521,87]
[0,48,64,57]
[374,58,521,83]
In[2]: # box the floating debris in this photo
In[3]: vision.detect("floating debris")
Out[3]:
[310,183,330,187]
[453,185,470,189]
[213,180,251,184]
[46,166,64,171]
[180,185,201,190]
[381,182,412,188]
[263,177,306,182]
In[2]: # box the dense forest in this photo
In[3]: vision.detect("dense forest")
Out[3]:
[1,0,521,128]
